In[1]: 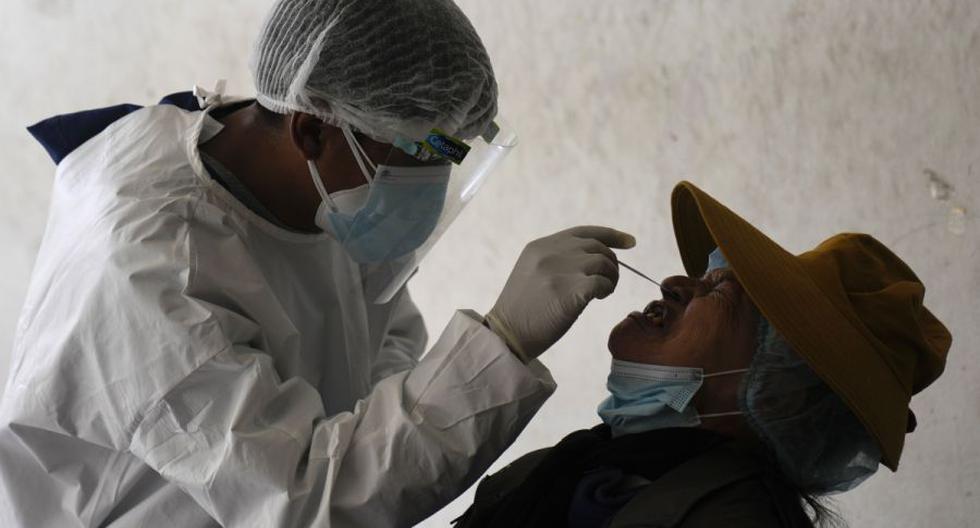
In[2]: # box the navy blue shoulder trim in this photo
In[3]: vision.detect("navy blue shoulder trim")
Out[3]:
[158,91,203,113]
[26,91,202,165]
[27,103,142,165]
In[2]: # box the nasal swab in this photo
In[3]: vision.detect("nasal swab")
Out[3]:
[618,260,682,302]
[618,260,663,288]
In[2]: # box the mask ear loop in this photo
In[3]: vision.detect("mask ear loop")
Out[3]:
[698,410,744,419]
[308,160,338,213]
[352,134,378,175]
[697,367,750,419]
[702,368,750,378]
[341,125,377,183]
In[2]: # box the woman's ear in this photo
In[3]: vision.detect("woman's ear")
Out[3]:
[289,112,326,160]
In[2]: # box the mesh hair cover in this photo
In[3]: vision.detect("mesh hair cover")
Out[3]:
[250,0,498,143]
[741,320,882,494]
[704,248,881,494]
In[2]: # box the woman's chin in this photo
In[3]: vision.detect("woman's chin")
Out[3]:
[607,314,661,360]
[607,318,629,355]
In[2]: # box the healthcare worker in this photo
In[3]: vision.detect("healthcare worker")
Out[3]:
[0,1,633,527]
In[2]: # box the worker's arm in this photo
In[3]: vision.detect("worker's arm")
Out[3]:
[129,308,554,528]
[370,288,428,384]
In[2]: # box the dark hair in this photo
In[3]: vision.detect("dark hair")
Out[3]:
[758,447,846,527]
[802,493,845,528]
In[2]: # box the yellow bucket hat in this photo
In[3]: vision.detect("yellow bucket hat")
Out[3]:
[670,181,951,470]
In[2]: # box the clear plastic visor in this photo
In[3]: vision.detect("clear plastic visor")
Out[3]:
[325,118,518,304]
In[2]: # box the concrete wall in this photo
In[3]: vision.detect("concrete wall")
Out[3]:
[1,1,976,526]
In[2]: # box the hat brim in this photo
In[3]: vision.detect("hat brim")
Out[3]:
[670,181,908,471]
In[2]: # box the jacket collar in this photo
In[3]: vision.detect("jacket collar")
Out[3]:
[610,440,765,527]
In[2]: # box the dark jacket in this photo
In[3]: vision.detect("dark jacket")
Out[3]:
[454,427,813,528]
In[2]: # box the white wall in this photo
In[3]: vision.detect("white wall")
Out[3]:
[1,1,976,526]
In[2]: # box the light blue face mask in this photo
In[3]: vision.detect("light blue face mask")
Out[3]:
[317,165,450,263]
[597,359,748,437]
[308,126,451,263]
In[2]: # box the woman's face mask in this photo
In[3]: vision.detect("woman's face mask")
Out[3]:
[597,360,748,437]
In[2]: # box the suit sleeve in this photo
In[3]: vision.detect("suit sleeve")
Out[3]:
[371,288,429,384]
[129,309,556,528]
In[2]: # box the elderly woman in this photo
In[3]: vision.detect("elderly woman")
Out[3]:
[453,181,951,528]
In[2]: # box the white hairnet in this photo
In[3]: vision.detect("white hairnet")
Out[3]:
[740,320,882,494]
[250,0,498,143]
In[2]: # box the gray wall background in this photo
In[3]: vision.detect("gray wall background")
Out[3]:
[1,1,977,526]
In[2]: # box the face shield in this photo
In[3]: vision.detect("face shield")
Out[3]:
[312,118,518,304]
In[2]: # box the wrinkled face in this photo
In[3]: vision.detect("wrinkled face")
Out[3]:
[608,267,761,375]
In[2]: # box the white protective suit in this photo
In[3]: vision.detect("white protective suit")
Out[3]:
[0,102,556,527]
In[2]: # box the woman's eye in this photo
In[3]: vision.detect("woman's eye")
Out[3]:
[716,270,737,286]
[706,271,738,298]
[699,269,737,296]
[707,274,726,289]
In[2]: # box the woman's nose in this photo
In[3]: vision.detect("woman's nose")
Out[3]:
[660,275,701,305]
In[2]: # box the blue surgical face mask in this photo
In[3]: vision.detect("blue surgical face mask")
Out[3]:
[314,164,450,263]
[597,360,748,437]
[308,124,452,263]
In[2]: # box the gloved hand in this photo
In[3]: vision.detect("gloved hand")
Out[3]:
[486,226,636,362]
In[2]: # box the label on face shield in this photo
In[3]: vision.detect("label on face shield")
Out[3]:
[422,129,470,165]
